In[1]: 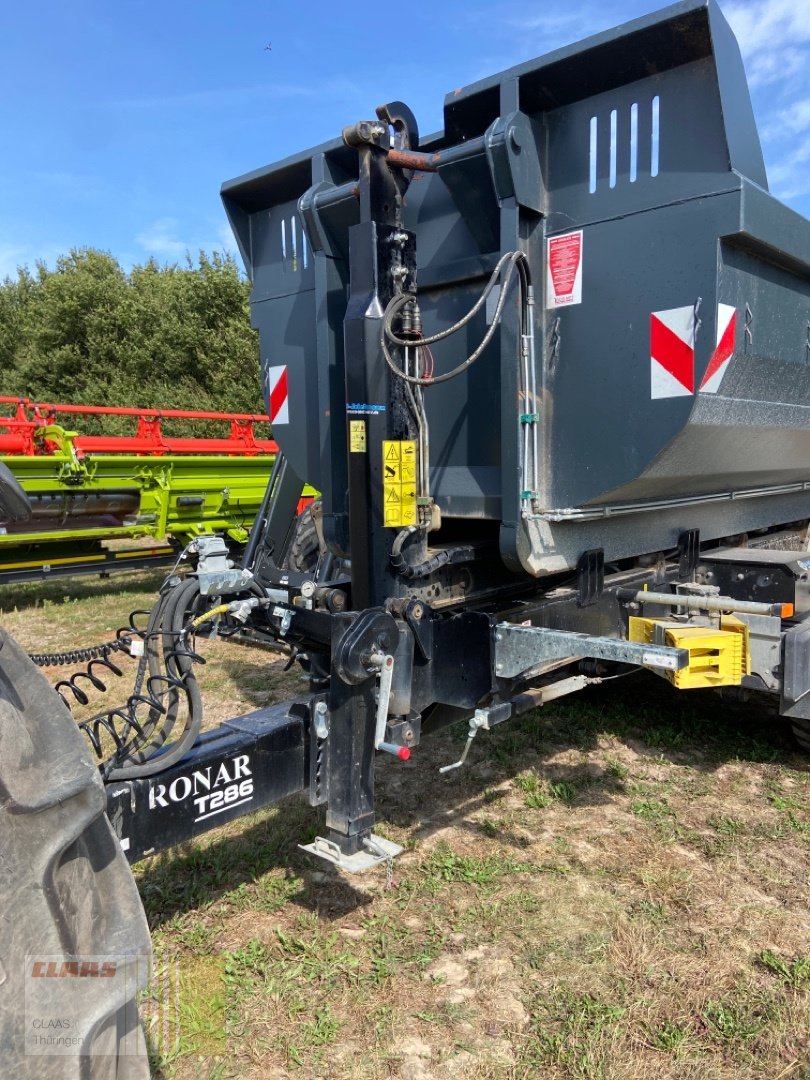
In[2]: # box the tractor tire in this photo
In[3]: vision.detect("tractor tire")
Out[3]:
[790,716,810,754]
[283,500,321,573]
[0,626,152,1078]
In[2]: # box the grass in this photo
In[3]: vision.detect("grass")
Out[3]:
[516,770,581,808]
[2,569,810,1079]
[758,950,810,991]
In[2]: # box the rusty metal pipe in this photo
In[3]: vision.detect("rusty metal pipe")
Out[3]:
[387,138,488,173]
[387,149,438,173]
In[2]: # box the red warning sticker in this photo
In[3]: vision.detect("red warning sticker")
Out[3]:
[546,230,583,308]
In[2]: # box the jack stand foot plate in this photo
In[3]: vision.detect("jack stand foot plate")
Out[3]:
[299,833,403,873]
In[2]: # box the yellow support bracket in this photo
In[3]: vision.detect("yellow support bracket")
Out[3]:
[628,615,749,689]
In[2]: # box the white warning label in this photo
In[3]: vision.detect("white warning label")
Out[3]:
[546,230,583,308]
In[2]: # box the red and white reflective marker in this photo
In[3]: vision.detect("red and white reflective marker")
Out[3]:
[699,304,736,393]
[650,306,696,399]
[267,365,289,424]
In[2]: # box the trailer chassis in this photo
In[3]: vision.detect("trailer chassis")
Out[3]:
[91,113,810,870]
[105,533,809,869]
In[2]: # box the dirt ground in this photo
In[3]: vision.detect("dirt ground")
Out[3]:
[1,569,809,1080]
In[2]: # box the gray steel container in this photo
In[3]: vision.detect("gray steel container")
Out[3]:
[223,0,810,577]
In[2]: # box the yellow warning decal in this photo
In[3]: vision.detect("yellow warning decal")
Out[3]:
[381,441,417,527]
[349,419,367,453]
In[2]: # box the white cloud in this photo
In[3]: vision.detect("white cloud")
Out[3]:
[0,242,67,280]
[745,45,805,90]
[724,0,810,63]
[763,97,810,141]
[217,222,238,256]
[135,217,189,259]
[0,244,29,280]
[462,1,625,71]
[721,0,810,203]
[497,6,605,36]
[764,139,810,199]
[723,0,810,89]
[134,217,240,265]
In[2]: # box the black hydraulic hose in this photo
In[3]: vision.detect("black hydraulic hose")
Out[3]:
[397,550,452,580]
[53,655,124,707]
[381,251,531,386]
[144,576,195,746]
[386,251,529,348]
[390,526,473,580]
[134,585,175,733]
[46,577,209,778]
[390,525,419,575]
[105,577,205,779]
[132,577,201,759]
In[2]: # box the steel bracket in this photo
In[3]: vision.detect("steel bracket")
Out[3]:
[195,535,255,596]
[484,111,544,213]
[783,620,810,704]
[577,548,604,607]
[299,180,341,258]
[679,529,700,579]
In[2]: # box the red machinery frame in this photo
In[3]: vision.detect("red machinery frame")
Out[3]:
[0,397,279,458]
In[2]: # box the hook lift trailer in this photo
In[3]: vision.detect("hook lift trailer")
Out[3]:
[2,1,810,1069]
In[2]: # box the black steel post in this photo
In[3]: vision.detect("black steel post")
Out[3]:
[324,608,399,854]
[343,127,418,610]
[324,669,377,854]
[321,114,421,857]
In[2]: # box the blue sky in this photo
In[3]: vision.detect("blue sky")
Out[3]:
[1,0,808,278]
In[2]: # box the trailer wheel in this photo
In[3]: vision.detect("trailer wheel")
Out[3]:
[284,499,321,573]
[789,716,810,754]
[0,626,152,1078]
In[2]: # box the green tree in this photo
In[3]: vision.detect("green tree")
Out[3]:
[0,248,263,432]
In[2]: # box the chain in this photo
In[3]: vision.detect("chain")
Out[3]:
[384,856,396,890]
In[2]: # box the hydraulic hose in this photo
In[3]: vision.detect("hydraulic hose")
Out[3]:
[382,246,539,536]
[381,251,531,386]
[105,576,204,778]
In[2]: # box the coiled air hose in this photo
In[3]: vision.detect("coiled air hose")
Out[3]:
[102,575,205,779]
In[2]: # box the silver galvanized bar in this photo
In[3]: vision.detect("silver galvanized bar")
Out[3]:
[493,624,689,679]
[630,590,784,618]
